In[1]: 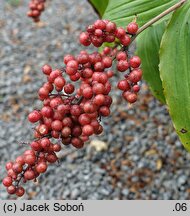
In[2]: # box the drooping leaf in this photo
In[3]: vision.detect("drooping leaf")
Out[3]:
[159,1,190,151]
[103,0,178,27]
[88,0,109,17]
[136,22,166,104]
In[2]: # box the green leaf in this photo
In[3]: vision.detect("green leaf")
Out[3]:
[88,0,109,17]
[159,2,190,151]
[136,22,166,104]
[103,0,178,27]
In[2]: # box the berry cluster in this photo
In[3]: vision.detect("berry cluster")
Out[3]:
[80,20,142,103]
[79,20,138,48]
[27,0,46,22]
[3,143,61,196]
[3,19,142,197]
[116,53,142,103]
[32,60,112,147]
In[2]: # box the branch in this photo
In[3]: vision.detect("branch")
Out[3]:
[131,0,187,42]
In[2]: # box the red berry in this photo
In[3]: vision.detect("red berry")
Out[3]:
[40,138,51,149]
[123,92,137,103]
[64,54,75,64]
[38,87,49,100]
[82,87,93,99]
[115,27,126,38]
[16,187,25,197]
[12,162,23,173]
[51,120,63,131]
[28,110,41,123]
[24,170,36,180]
[61,126,71,138]
[116,51,127,61]
[42,64,52,75]
[15,156,25,166]
[128,69,142,83]
[54,76,66,89]
[70,105,82,116]
[39,124,49,135]
[36,162,47,173]
[99,106,110,117]
[120,35,131,46]
[132,85,140,92]
[129,56,141,68]
[93,94,105,106]
[46,153,58,163]
[5,162,13,171]
[79,32,91,46]
[53,144,61,152]
[94,20,106,30]
[71,137,84,149]
[30,141,42,151]
[117,60,129,72]
[106,21,116,33]
[41,106,53,118]
[82,124,94,136]
[24,154,36,165]
[64,84,75,94]
[3,176,12,187]
[127,22,138,34]
[7,185,16,194]
[78,114,91,125]
[117,79,130,91]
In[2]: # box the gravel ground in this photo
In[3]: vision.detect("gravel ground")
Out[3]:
[1,0,190,200]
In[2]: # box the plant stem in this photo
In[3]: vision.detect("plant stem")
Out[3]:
[131,0,187,42]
